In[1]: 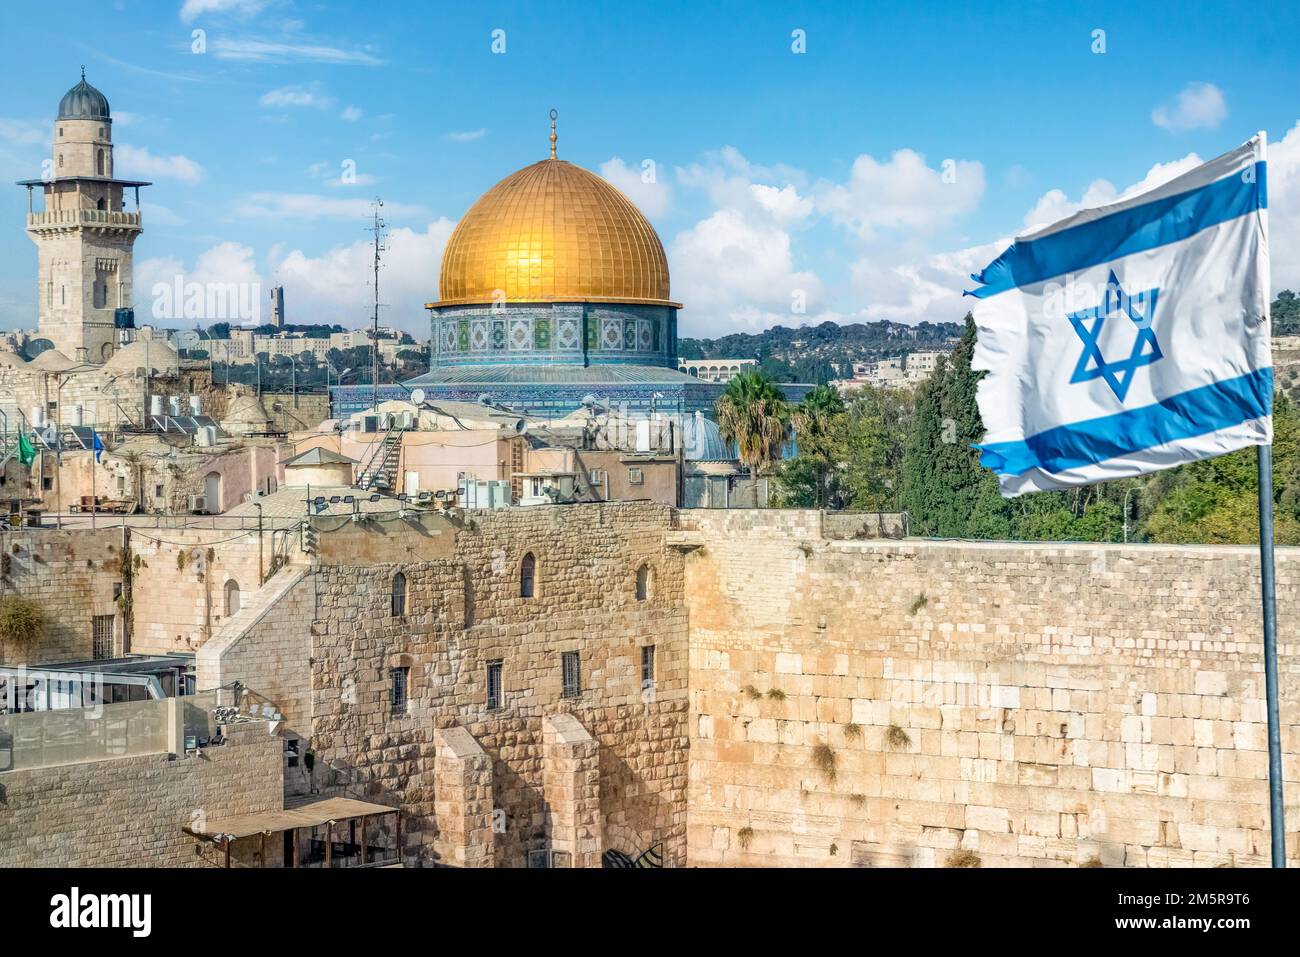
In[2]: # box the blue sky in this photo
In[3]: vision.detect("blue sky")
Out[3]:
[1,0,1297,338]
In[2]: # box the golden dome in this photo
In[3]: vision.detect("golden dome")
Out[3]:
[435,157,676,307]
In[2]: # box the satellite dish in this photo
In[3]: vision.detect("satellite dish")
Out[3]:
[477,393,493,406]
[410,388,426,404]
[514,420,529,435]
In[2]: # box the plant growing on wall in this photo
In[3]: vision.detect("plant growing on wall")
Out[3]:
[945,849,981,868]
[737,826,754,850]
[766,688,786,701]
[886,724,911,750]
[812,743,837,782]
[0,597,45,647]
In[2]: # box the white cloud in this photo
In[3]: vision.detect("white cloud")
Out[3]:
[136,241,264,322]
[179,0,267,21]
[1152,82,1227,133]
[1266,121,1300,297]
[115,144,204,184]
[671,209,822,334]
[140,202,187,227]
[211,38,383,65]
[272,220,456,332]
[813,149,985,238]
[232,192,425,221]
[599,157,672,218]
[847,125,1300,328]
[447,128,487,142]
[340,105,363,122]
[259,85,333,110]
[0,118,48,146]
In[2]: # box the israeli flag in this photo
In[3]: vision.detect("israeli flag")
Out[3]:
[968,133,1271,496]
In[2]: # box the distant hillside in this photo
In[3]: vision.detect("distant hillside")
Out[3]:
[679,318,964,384]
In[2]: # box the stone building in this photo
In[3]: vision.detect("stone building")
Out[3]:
[16,71,149,364]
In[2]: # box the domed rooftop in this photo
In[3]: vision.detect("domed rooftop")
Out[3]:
[437,119,674,307]
[58,70,111,121]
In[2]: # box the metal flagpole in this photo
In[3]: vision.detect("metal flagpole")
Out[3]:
[1256,443,1286,867]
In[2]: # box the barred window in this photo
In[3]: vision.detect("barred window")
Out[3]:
[641,645,655,688]
[92,615,114,660]
[561,651,581,698]
[486,660,503,710]
[389,666,409,716]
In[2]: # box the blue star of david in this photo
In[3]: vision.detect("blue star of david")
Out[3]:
[1067,270,1163,402]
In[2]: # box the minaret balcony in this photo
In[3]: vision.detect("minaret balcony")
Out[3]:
[26,208,142,231]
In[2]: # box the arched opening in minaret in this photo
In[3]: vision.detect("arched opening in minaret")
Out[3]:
[96,149,104,175]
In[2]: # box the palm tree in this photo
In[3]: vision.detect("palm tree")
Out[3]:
[715,370,790,505]
[791,384,846,508]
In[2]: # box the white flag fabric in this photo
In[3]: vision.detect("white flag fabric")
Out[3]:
[968,133,1271,497]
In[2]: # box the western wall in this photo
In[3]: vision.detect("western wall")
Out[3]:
[680,510,1300,867]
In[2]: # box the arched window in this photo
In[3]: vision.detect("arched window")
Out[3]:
[520,552,536,599]
[391,572,407,617]
[224,579,241,617]
[96,149,104,175]
[636,564,651,601]
[96,197,105,211]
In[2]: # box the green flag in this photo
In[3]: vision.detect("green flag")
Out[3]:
[16,431,35,467]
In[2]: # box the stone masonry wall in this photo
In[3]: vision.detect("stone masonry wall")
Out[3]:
[128,526,293,655]
[0,719,282,868]
[0,527,123,666]
[682,511,1300,868]
[305,502,689,867]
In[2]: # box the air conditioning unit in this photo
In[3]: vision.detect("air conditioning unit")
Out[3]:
[187,495,207,514]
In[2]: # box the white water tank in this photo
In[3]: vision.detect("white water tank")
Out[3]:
[150,395,164,417]
[189,395,202,416]
[70,405,84,427]
[30,406,45,428]
[168,396,182,416]
[195,425,217,447]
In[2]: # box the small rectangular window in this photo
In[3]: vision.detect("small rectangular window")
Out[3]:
[641,645,655,688]
[561,651,581,698]
[628,467,644,485]
[486,660,503,710]
[389,666,409,716]
[92,615,114,660]
[154,484,164,498]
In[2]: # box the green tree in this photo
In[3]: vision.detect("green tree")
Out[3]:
[900,314,1009,536]
[715,370,791,503]
[789,385,845,507]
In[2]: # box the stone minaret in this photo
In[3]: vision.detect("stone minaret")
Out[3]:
[19,69,150,363]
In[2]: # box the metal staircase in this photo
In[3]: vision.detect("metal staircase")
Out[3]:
[356,425,403,491]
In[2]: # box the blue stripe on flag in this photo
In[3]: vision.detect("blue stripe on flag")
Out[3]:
[975,368,1273,476]
[967,162,1267,299]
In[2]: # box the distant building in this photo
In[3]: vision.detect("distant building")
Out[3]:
[678,358,757,383]
[269,286,285,328]
[834,350,949,391]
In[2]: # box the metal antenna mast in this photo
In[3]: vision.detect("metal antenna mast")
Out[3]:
[368,198,386,411]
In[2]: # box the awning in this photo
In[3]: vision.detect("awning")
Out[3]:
[183,796,397,842]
